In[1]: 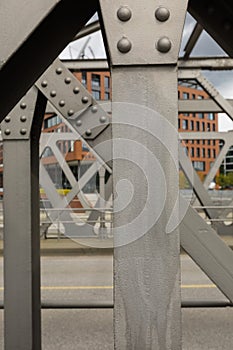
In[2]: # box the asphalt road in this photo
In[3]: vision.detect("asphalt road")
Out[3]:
[0,254,232,349]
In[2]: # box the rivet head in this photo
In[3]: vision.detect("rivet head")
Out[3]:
[65,77,71,84]
[85,129,92,137]
[73,87,80,94]
[82,96,89,104]
[5,116,11,123]
[157,37,172,53]
[41,80,48,88]
[92,106,98,113]
[68,109,74,116]
[155,7,170,22]
[76,119,82,127]
[20,115,27,122]
[20,128,27,135]
[50,90,57,97]
[99,116,107,123]
[56,67,63,75]
[20,129,27,135]
[117,6,132,21]
[117,37,132,53]
[4,129,11,136]
[59,100,65,107]
[20,102,27,109]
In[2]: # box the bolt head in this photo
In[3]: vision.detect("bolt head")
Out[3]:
[20,116,27,122]
[5,116,11,123]
[50,90,56,97]
[85,129,92,137]
[4,129,11,136]
[99,116,107,123]
[117,6,132,21]
[117,37,132,53]
[92,106,98,113]
[56,67,63,75]
[65,77,71,84]
[157,37,172,53]
[82,96,89,104]
[76,119,82,127]
[73,87,80,94]
[155,7,170,22]
[41,80,48,88]
[20,128,27,135]
[59,100,65,107]
[20,102,27,109]
[68,109,74,116]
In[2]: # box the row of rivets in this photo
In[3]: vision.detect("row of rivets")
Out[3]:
[5,115,27,123]
[4,128,27,136]
[116,6,171,54]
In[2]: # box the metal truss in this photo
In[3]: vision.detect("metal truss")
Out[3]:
[0,1,233,349]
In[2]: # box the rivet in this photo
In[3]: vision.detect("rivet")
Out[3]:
[99,116,107,123]
[117,37,132,53]
[65,77,71,84]
[85,129,92,137]
[20,102,27,109]
[5,116,11,123]
[155,7,170,22]
[59,100,65,107]
[117,6,132,21]
[76,119,82,127]
[4,129,11,136]
[41,80,48,88]
[92,106,98,113]
[50,90,57,97]
[56,67,63,75]
[20,128,27,135]
[157,37,172,53]
[82,96,89,104]
[20,116,27,122]
[73,87,80,94]
[68,109,74,116]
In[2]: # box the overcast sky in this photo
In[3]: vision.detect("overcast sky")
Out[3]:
[60,12,233,132]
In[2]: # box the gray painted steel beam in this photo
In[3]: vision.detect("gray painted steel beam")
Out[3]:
[0,0,97,120]
[178,99,233,113]
[61,57,233,72]
[180,202,233,303]
[2,88,47,350]
[72,20,101,42]
[100,1,188,348]
[183,23,203,60]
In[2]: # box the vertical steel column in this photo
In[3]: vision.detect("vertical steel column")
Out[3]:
[99,1,188,348]
[2,88,46,350]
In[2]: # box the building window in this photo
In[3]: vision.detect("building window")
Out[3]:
[178,119,180,129]
[198,113,204,119]
[92,90,101,100]
[81,71,87,86]
[104,76,110,89]
[182,119,188,130]
[190,120,194,130]
[183,92,189,99]
[196,121,200,131]
[207,122,211,131]
[202,148,205,157]
[196,148,200,157]
[208,113,214,120]
[198,95,204,99]
[193,161,205,171]
[183,113,189,116]
[202,122,205,131]
[190,147,194,157]
[208,149,211,158]
[92,74,100,88]
[104,92,110,100]
[44,115,62,129]
[213,149,216,158]
[213,124,216,131]
[192,94,196,99]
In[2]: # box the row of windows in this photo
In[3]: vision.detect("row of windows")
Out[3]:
[187,147,216,159]
[44,115,62,129]
[179,91,205,100]
[181,113,215,120]
[179,119,216,131]
[81,72,110,101]
[192,161,205,171]
[185,140,217,146]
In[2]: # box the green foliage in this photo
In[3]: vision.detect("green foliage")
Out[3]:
[216,173,233,188]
